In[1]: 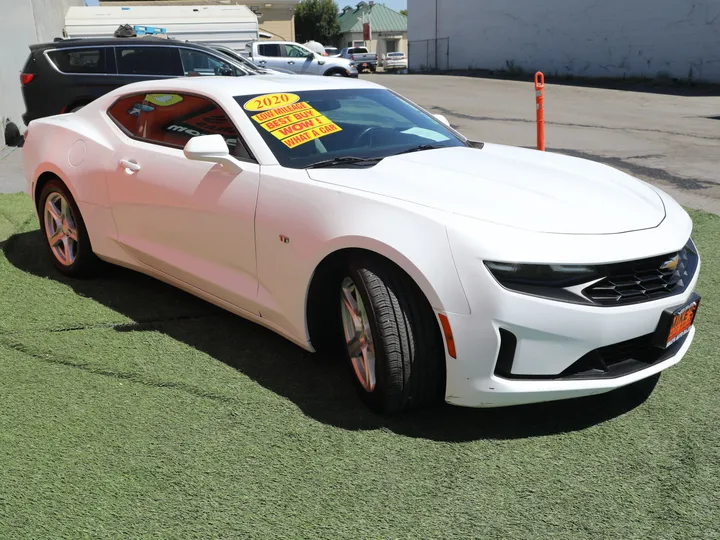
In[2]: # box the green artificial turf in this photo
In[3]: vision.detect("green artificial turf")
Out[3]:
[0,192,718,538]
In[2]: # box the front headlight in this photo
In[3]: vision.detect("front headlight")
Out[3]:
[485,262,599,288]
[484,261,603,304]
[484,237,698,306]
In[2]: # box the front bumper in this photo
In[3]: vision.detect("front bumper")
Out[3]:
[441,207,699,408]
[441,284,699,408]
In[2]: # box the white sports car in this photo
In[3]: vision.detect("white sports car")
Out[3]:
[23,75,701,413]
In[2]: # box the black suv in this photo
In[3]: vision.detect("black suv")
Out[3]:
[20,37,255,125]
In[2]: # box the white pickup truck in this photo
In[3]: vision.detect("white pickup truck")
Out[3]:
[245,40,358,77]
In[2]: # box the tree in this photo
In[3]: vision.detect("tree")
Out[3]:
[294,0,341,46]
[400,9,407,16]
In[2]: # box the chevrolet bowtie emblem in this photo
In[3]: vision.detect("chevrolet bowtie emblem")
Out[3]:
[660,255,680,272]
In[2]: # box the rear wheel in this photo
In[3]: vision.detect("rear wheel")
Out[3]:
[38,179,100,277]
[338,256,446,413]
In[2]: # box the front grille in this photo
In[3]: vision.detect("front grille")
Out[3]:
[583,241,698,306]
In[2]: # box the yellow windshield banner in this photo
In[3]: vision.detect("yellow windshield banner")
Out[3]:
[282,122,343,149]
[248,97,342,149]
[259,108,322,131]
[251,102,312,123]
[243,93,300,112]
[270,115,335,140]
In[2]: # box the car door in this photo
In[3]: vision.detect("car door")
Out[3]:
[282,44,320,75]
[254,43,286,71]
[104,91,261,314]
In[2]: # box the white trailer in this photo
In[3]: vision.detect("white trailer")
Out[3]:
[63,5,267,50]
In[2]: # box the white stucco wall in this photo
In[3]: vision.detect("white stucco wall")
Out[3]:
[1,0,83,145]
[408,0,720,82]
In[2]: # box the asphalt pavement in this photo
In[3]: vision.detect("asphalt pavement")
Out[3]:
[2,74,718,212]
[0,146,24,194]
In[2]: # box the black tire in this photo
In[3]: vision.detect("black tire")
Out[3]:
[38,179,100,277]
[323,69,345,77]
[338,256,446,413]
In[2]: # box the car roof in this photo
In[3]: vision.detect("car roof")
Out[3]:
[107,73,384,100]
[30,37,214,52]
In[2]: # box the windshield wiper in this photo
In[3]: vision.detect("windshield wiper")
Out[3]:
[306,156,384,169]
[393,144,446,156]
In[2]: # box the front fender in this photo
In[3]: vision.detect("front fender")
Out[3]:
[255,167,471,345]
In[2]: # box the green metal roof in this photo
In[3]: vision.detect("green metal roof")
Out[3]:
[338,2,407,34]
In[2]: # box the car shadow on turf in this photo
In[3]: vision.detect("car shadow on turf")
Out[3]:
[4,229,659,442]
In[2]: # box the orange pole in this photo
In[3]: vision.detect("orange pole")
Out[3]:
[534,71,545,151]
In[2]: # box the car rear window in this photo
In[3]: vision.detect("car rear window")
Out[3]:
[388,53,405,57]
[47,48,107,74]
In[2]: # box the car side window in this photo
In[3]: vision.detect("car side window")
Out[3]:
[135,93,252,161]
[257,44,282,57]
[106,93,148,137]
[115,47,183,76]
[179,49,237,77]
[284,44,310,58]
[47,48,107,74]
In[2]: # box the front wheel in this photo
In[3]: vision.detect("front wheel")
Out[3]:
[338,257,446,413]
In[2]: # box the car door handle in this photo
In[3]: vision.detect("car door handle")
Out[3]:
[257,60,266,64]
[287,61,295,64]
[119,159,141,172]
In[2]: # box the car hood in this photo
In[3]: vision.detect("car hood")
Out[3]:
[306,144,666,234]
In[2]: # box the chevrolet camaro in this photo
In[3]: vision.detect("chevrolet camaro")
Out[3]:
[23,75,701,413]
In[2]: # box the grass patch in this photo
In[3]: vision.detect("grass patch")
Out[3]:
[0,193,718,538]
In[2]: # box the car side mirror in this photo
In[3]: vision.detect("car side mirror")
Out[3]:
[433,114,451,127]
[183,134,243,173]
[307,52,315,59]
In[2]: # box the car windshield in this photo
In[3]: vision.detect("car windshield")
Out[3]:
[234,88,467,169]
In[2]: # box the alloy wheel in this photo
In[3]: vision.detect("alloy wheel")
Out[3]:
[340,276,377,392]
[43,192,78,267]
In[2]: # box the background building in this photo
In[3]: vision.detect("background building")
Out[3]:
[408,0,720,83]
[338,1,407,56]
[1,0,84,146]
